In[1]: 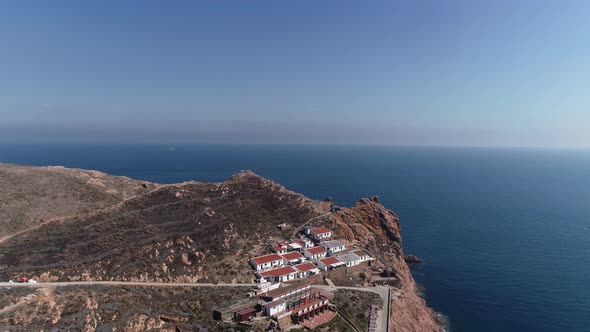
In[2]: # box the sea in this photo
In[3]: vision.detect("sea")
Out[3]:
[1,143,589,332]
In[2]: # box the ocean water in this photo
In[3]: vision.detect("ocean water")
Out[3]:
[1,143,589,332]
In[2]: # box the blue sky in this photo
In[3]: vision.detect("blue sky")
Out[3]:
[1,0,589,147]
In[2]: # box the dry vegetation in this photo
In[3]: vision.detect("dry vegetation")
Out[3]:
[0,285,250,331]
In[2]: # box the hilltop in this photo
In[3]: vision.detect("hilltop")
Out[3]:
[0,164,441,331]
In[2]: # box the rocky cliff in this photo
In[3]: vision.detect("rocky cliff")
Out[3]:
[0,164,441,331]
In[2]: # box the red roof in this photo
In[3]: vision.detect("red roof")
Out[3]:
[305,246,326,255]
[310,227,331,235]
[281,252,304,261]
[251,254,283,265]
[295,262,319,272]
[292,240,305,246]
[271,246,287,252]
[259,266,298,277]
[319,257,341,265]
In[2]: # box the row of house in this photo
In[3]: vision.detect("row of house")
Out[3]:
[249,226,373,284]
[214,282,336,328]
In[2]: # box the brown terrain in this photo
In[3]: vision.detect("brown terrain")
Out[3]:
[0,163,442,331]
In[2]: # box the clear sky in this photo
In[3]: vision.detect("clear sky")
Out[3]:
[1,0,589,147]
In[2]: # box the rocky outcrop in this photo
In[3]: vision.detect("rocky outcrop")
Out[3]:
[404,254,424,264]
[328,196,442,332]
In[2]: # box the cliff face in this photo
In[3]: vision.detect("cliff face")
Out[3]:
[329,197,442,332]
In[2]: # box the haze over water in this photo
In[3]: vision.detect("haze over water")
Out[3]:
[1,143,589,332]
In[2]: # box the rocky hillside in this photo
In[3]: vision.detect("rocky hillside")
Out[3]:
[0,164,441,331]
[0,163,157,241]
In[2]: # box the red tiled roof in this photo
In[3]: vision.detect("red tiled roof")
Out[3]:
[292,240,305,246]
[281,252,304,261]
[319,257,341,265]
[259,266,298,277]
[271,246,287,252]
[305,246,326,255]
[251,254,283,265]
[295,262,319,272]
[310,227,332,235]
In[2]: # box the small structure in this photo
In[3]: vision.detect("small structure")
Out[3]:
[335,252,362,267]
[291,291,332,325]
[270,245,289,254]
[352,249,372,262]
[281,252,305,265]
[303,246,327,260]
[308,227,332,241]
[317,257,346,271]
[258,266,299,283]
[320,240,346,256]
[213,300,259,322]
[295,262,321,278]
[249,253,284,271]
[260,283,313,305]
[262,299,286,316]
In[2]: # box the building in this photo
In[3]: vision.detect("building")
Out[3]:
[281,252,305,265]
[317,257,346,271]
[270,245,289,254]
[260,283,313,310]
[262,299,286,316]
[335,252,362,267]
[291,291,333,324]
[308,227,332,241]
[303,246,327,260]
[320,240,346,256]
[258,266,299,283]
[249,254,284,271]
[213,300,259,322]
[351,249,371,262]
[295,262,321,278]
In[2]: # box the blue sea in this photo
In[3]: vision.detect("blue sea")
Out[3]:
[1,144,589,332]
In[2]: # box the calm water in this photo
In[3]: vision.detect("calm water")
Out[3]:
[1,144,590,332]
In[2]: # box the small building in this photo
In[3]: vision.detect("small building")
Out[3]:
[288,240,304,251]
[303,246,327,260]
[295,262,321,278]
[260,283,313,311]
[249,254,285,271]
[308,227,332,241]
[320,240,346,256]
[263,299,287,316]
[258,266,299,283]
[335,252,362,267]
[213,300,259,322]
[270,245,289,254]
[317,257,346,271]
[351,249,371,262]
[281,252,305,265]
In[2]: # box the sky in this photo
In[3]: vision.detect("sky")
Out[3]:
[1,0,589,147]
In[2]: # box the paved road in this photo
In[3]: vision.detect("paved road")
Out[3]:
[0,281,257,288]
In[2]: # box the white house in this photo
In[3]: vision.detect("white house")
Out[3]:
[336,252,362,267]
[320,240,346,256]
[303,246,327,260]
[249,254,284,271]
[317,257,346,271]
[258,266,299,283]
[294,262,321,278]
[269,245,289,254]
[352,249,371,262]
[309,227,332,241]
[281,252,305,265]
[263,299,286,316]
